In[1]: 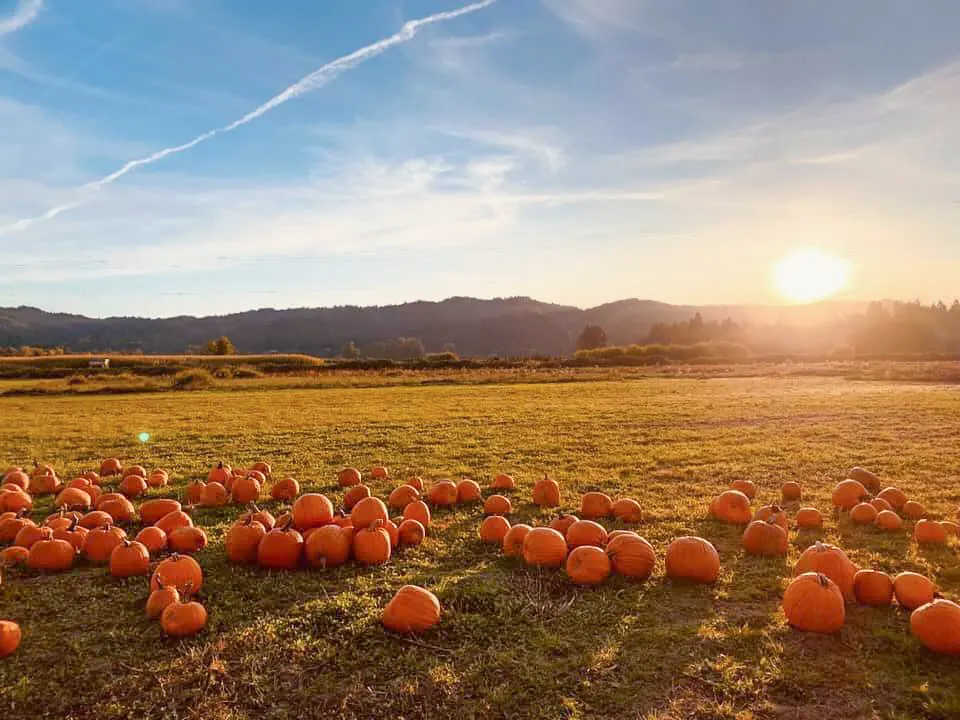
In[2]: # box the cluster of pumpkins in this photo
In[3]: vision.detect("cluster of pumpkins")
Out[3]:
[707,467,960,654]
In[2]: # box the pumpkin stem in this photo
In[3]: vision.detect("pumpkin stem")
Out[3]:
[817,573,830,588]
[815,541,824,552]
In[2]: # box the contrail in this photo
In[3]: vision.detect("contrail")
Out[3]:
[0,0,498,236]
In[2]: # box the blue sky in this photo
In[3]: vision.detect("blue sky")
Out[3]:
[1,0,958,318]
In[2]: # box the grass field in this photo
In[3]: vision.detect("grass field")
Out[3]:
[1,375,959,719]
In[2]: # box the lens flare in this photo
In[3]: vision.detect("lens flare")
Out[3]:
[773,247,851,304]
[138,432,151,443]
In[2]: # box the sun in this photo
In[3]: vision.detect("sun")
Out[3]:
[773,248,851,304]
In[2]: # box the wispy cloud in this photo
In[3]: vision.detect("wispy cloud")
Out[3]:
[0,0,499,236]
[0,0,42,36]
[541,0,644,38]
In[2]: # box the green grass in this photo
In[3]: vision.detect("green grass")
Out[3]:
[1,376,959,719]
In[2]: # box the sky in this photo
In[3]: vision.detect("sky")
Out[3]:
[1,0,958,318]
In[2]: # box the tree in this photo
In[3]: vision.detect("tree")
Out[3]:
[576,325,608,351]
[341,341,360,360]
[205,336,236,355]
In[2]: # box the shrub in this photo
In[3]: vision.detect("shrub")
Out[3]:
[171,369,215,390]
[66,374,89,386]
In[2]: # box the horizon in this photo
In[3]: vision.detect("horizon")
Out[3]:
[2,1,959,316]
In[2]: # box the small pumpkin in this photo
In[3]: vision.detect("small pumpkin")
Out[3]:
[122,465,146,479]
[27,530,75,572]
[742,519,788,556]
[915,519,947,545]
[168,526,208,555]
[754,504,788,529]
[0,546,30,567]
[606,534,656,580]
[710,490,753,525]
[665,536,721,584]
[479,515,511,544]
[565,545,611,585]
[338,468,362,487]
[305,524,353,568]
[502,523,532,557]
[146,582,179,619]
[580,492,614,520]
[82,524,127,564]
[849,502,878,525]
[109,540,150,577]
[199,482,228,507]
[406,476,425,492]
[185,480,206,505]
[382,585,440,633]
[353,520,392,565]
[795,507,824,530]
[549,514,579,536]
[100,458,123,477]
[160,598,208,637]
[730,479,757,499]
[371,466,389,480]
[3,470,29,491]
[350,496,390,530]
[156,510,193,534]
[292,493,334,530]
[119,474,148,499]
[226,518,267,564]
[0,511,34,544]
[14,523,48,549]
[397,519,426,547]
[875,510,903,531]
[402,501,431,529]
[52,518,88,551]
[893,572,935,610]
[426,481,459,507]
[847,467,881,493]
[832,479,868,511]
[783,573,845,633]
[522,527,568,568]
[343,484,372,511]
[54,487,91,510]
[79,510,114,530]
[140,499,182,526]
[491,474,515,491]
[135,526,168,555]
[98,496,136,524]
[147,469,169,488]
[793,542,858,601]
[877,487,907,510]
[271,476,300,502]
[853,569,894,606]
[257,521,304,570]
[456,479,483,504]
[565,520,608,549]
[0,487,33,513]
[231,475,262,505]
[207,462,232,485]
[388,484,421,509]
[151,554,203,593]
[0,620,22,658]
[870,497,893,512]
[483,495,512,516]
[532,476,561,508]
[910,599,960,655]
[902,500,926,520]
[250,461,272,478]
[612,498,642,524]
[781,481,802,502]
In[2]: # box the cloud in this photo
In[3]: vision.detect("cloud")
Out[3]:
[0,0,500,236]
[0,0,42,35]
[541,0,644,38]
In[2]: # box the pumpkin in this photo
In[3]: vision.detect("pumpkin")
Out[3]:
[250,461,272,478]
[875,510,903,531]
[566,546,611,586]
[82,524,127,563]
[121,465,145,479]
[344,484,372,511]
[902,500,926,520]
[479,516,511,544]
[611,498,642,524]
[870,497,893,512]
[910,599,960,655]
[783,573,845,633]
[140,499,181,526]
[894,572,935,610]
[338,468,362,487]
[849,502,878,525]
[371,466,389,480]
[147,469,168,488]
[914,519,947,545]
[350,496,390,530]
[83,471,101,486]
[292,493,334,530]
[383,519,400,550]
[0,512,34,544]
[847,467,881,493]
[456,479,483,504]
[305,524,353,568]
[169,526,208,555]
[407,476,425,492]
[665,536,721,584]
[206,462,231,485]
[730,479,757,499]
[710,490,753,525]
[98,497,136,524]
[44,510,77,532]
[55,487,91,510]
[853,569,894,606]
[793,542,858,601]
[502,523,532,557]
[742,519,788,556]
[522,527,568,568]
[832,479,868,510]
[225,518,267,564]
[606,534,656,580]
[0,488,32,514]
[185,480,206,505]
[548,514,579,537]
[581,492,614,520]
[3,470,29,491]
[156,510,193,535]
[231,475,262,505]
[397,519,426,547]
[565,520,608,549]
[0,620,22,658]
[605,529,640,544]
[795,507,824,530]
[491,474,515,491]
[135,526,168,555]
[52,519,87,551]
[30,472,61,495]
[402,501,431,529]
[1,546,30,567]
[483,495,512,516]
[940,521,959,537]
[243,504,275,531]
[389,484,421,509]
[100,458,122,477]
[146,582,179,619]
[69,477,94,492]
[532,476,561,508]
[382,585,440,633]
[86,485,103,507]
[151,554,203,593]
[257,522,304,570]
[754,504,789,529]
[426,481,458,507]
[27,530,75,572]
[117,474,147,499]
[109,540,150,577]
[199,482,228,507]
[271,477,300,502]
[877,487,907,510]
[14,523,48,549]
[160,598,208,637]
[781,481,802,502]
[353,520,392,565]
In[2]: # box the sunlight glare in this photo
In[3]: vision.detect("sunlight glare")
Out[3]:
[773,248,851,304]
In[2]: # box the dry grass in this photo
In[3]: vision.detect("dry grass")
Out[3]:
[1,377,959,719]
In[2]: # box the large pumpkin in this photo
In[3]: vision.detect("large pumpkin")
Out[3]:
[565,520,607,549]
[914,519,947,545]
[271,477,300,502]
[549,514,579,536]
[580,492,614,520]
[730,479,757,499]
[382,585,440,633]
[426,481,459,507]
[874,510,903,531]
[160,599,208,638]
[198,482,228,507]
[606,534,656,580]
[388,484,421,510]
[847,467,881,493]
[565,546,611,586]
[140,499,182,526]
[208,462,232,485]
[27,530,76,572]
[292,493,334,530]
[910,599,960,655]
[491,474,515,491]
[338,468,362,487]
[353,521,392,565]
[343,484,372,511]
[532,477,561,508]
[456,480,483,504]
[849,502,878,525]
[710,490,753,525]
[521,527,568,568]
[100,458,123,477]
[902,501,926,520]
[151,553,203,593]
[831,479,868,511]
[231,475,262,505]
[781,481,802,502]
[402,501,431,529]
[397,519,425,547]
[479,516,510,544]
[877,487,907,510]
[109,540,151,578]
[742,519,788,556]
[793,542,858,601]
[893,572,935,610]
[665,536,720,584]
[853,569,894,606]
[612,498,642,524]
[350,496,390,530]
[257,523,304,570]
[783,573,845,633]
[305,524,353,568]
[483,495,512,516]
[502,523,532,558]
[82,524,127,564]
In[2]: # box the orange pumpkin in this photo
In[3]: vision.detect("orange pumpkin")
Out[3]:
[606,534,656,580]
[491,474,515,491]
[122,465,146,479]
[382,585,440,633]
[406,476,425,492]
[168,526,208,555]
[783,573,845,633]
[483,495,512,516]
[156,510,193,535]
[338,467,362,487]
[566,546,611,586]
[3,470,29,491]
[250,461,272,478]
[0,487,33,514]
[292,493,334,530]
[580,492,614,520]
[14,523,49,549]
[877,487,907,510]
[781,481,802,502]
[502,523,532,558]
[160,598,208,637]
[612,498,642,523]
[532,476,561,508]
[549,514,579,536]
[118,474,148,499]
[350,496,390,529]
[902,500,926,520]
[135,526,168,555]
[146,583,180,619]
[754,504,789,529]
[402,501,431,529]
[82,524,127,564]
[353,520,392,565]
[225,518,266,564]
[397,519,426,547]
[305,524,352,568]
[27,530,75,572]
[231,475,262,505]
[271,476,300,502]
[0,545,30,567]
[52,518,87,552]
[742,519,788,556]
[875,510,903,531]
[109,540,150,577]
[730,479,757,499]
[849,502,878,525]
[832,479,868,511]
[853,569,894,606]
[910,599,960,655]
[894,572,935,610]
[426,481,459,507]
[479,515,511,544]
[151,553,203,593]
[870,497,893,513]
[794,542,858,601]
[343,484,372,511]
[710,490,753,525]
[55,487,91,510]
[199,482,228,507]
[0,621,22,658]
[522,527,568,568]
[915,519,947,545]
[847,467,881,493]
[0,511,34,544]
[100,458,123,477]
[98,496,136,524]
[665,536,721,584]
[207,462,232,485]
[795,507,823,530]
[371,466,389,480]
[565,520,608,549]
[383,519,400,550]
[79,510,114,530]
[30,472,61,495]
[257,522,304,570]
[147,469,169,488]
[140,499,182,526]
[456,479,483,504]
[388,484,421,509]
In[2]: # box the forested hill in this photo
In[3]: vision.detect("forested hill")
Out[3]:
[0,297,876,357]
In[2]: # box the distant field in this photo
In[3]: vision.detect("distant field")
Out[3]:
[1,377,960,719]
